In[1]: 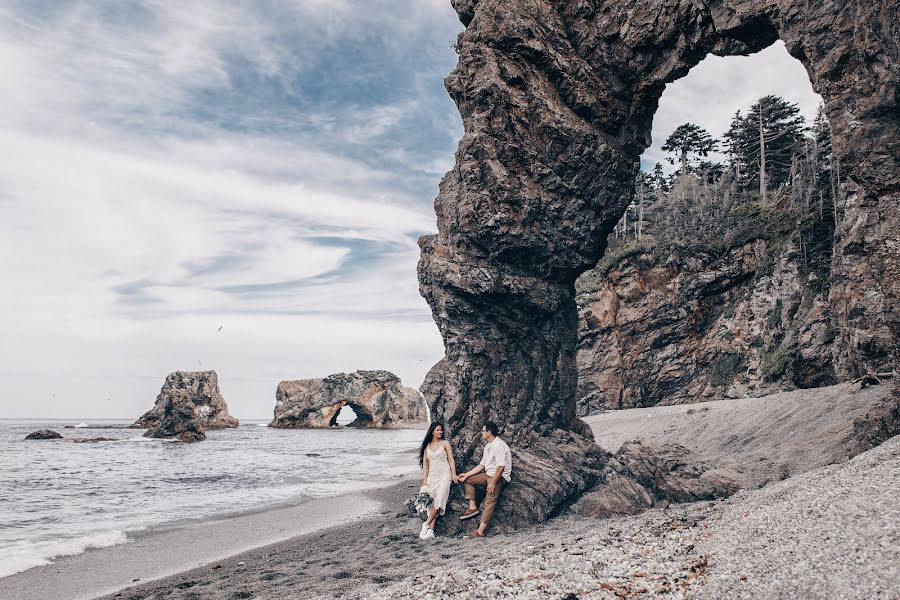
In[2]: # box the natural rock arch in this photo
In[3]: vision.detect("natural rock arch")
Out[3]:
[329,400,375,428]
[420,0,898,524]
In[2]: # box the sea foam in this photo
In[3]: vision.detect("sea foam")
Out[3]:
[0,530,128,578]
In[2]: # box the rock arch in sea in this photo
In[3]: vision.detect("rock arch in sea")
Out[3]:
[419,0,898,524]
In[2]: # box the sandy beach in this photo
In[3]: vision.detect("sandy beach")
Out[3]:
[3,383,896,600]
[87,435,897,600]
[0,488,386,600]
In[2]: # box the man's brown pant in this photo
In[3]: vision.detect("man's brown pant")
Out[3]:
[463,473,506,526]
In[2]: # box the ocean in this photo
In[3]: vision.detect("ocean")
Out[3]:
[0,419,423,579]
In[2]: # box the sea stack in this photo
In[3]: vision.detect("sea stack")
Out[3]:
[133,371,238,430]
[270,370,429,429]
[143,390,207,442]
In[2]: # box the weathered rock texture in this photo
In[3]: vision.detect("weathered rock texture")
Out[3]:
[24,429,63,440]
[269,370,428,429]
[133,371,238,430]
[144,390,207,442]
[420,0,898,525]
[576,239,835,414]
[570,441,739,518]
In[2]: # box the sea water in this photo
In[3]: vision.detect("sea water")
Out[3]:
[0,420,422,578]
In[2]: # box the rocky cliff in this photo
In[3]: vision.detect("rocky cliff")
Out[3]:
[418,0,897,527]
[133,371,239,430]
[269,370,428,429]
[575,237,836,414]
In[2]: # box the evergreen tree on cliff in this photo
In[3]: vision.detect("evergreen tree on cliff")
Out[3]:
[661,123,718,174]
[722,96,806,199]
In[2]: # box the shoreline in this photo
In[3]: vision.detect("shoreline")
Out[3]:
[101,435,900,600]
[0,477,416,600]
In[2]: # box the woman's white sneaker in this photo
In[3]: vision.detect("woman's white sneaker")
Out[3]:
[419,521,429,539]
[422,528,435,540]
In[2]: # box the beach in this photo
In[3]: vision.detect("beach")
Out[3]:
[93,436,898,599]
[3,383,897,599]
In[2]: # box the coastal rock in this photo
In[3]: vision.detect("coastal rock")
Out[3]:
[143,390,207,442]
[845,383,900,454]
[72,437,116,443]
[570,441,739,518]
[24,429,63,440]
[433,430,609,535]
[269,370,429,429]
[575,241,835,414]
[419,0,897,525]
[133,371,238,430]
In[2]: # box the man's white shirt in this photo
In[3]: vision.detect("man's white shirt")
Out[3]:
[479,437,512,482]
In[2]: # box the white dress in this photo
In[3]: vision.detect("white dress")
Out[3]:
[426,444,452,514]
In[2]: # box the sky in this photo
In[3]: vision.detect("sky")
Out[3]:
[0,2,822,419]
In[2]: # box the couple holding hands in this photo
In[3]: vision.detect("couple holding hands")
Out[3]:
[417,420,512,539]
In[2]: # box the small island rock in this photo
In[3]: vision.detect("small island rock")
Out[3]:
[270,370,429,429]
[25,429,63,440]
[133,371,238,430]
[143,390,207,442]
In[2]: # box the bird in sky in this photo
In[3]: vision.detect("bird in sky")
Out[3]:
[218,326,223,332]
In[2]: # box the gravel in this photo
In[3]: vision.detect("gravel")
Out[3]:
[364,435,900,600]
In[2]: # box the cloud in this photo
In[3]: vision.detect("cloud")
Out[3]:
[642,41,824,172]
[0,1,461,418]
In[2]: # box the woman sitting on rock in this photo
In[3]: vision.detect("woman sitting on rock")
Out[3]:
[418,421,458,539]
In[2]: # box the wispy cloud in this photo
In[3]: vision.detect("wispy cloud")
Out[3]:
[0,0,460,418]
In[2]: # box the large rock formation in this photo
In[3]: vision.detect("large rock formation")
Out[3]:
[269,370,429,429]
[419,0,897,526]
[133,371,238,430]
[575,239,835,414]
[143,390,207,443]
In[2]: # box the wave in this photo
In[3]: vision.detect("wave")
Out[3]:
[0,530,128,579]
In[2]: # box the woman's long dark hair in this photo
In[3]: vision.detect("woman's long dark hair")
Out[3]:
[419,421,445,467]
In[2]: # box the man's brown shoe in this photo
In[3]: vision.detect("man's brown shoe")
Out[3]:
[468,530,485,538]
[460,508,480,520]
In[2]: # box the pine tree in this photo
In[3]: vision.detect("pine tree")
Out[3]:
[661,123,718,174]
[723,96,806,200]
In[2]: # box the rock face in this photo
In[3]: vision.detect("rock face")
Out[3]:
[143,390,207,442]
[575,240,835,414]
[25,429,63,440]
[134,371,238,430]
[269,370,428,429]
[570,441,739,518]
[419,0,897,526]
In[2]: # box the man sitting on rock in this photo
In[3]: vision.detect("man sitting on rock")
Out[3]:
[457,421,512,537]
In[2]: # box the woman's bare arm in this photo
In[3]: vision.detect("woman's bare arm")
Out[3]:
[445,440,458,480]
[422,451,430,484]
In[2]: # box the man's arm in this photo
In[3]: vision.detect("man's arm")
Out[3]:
[487,465,504,496]
[458,463,485,481]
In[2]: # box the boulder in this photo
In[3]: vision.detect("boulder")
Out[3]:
[570,441,739,519]
[25,429,63,440]
[133,371,237,430]
[143,390,207,442]
[270,370,429,429]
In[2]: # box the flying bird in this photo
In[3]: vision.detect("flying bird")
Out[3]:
[218,326,223,332]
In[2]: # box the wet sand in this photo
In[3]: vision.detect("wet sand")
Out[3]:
[0,488,385,600]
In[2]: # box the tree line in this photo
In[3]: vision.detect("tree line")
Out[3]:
[611,95,840,291]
